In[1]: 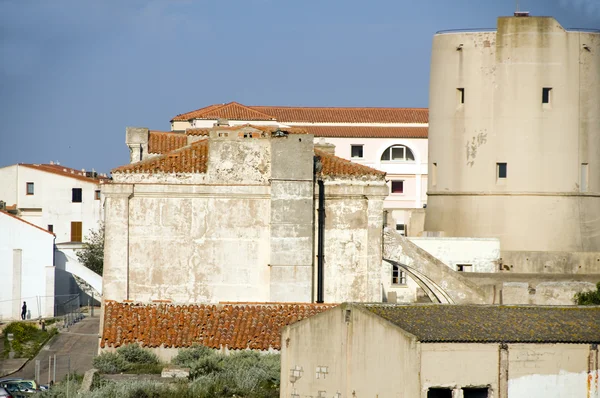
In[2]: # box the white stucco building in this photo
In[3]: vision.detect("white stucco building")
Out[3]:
[0,211,55,320]
[163,102,429,233]
[0,163,107,243]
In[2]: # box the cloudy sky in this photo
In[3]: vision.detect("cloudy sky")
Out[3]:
[0,0,597,173]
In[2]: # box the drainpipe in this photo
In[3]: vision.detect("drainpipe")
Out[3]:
[316,179,325,303]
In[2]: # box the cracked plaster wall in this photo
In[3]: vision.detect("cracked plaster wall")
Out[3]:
[426,17,600,256]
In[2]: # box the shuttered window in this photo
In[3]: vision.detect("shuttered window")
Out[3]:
[71,221,82,242]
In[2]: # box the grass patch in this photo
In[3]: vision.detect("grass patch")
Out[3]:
[2,322,58,359]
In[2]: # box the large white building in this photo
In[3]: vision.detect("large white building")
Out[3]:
[0,210,55,320]
[159,102,429,233]
[0,163,107,243]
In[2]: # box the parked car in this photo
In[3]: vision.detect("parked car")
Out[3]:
[0,387,13,398]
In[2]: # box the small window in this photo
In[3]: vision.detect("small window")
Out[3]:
[457,88,465,104]
[542,87,552,104]
[47,225,53,233]
[457,264,473,272]
[392,264,407,285]
[381,145,415,162]
[350,145,364,158]
[428,388,453,398]
[26,182,34,195]
[581,163,589,192]
[95,190,101,200]
[391,181,404,194]
[463,387,489,398]
[497,163,507,179]
[70,221,82,242]
[396,223,405,236]
[72,188,82,203]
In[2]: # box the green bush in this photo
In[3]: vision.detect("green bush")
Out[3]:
[574,282,600,305]
[172,344,214,367]
[92,352,129,374]
[2,321,57,359]
[116,344,159,364]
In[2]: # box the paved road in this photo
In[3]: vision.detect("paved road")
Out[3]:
[11,315,100,384]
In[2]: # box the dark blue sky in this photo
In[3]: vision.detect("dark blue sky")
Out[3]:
[0,0,597,173]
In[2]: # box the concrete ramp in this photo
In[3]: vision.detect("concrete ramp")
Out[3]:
[383,228,487,304]
[55,248,103,295]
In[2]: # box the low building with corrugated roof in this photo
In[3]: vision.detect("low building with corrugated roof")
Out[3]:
[280,303,600,397]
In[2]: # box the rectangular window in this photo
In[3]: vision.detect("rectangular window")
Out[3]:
[350,145,364,158]
[26,182,34,195]
[497,163,507,179]
[72,188,82,203]
[432,162,437,186]
[70,221,82,242]
[47,225,53,233]
[391,180,404,194]
[391,146,405,160]
[581,163,589,192]
[396,223,406,236]
[463,387,489,398]
[457,88,465,104]
[457,264,473,272]
[392,266,407,285]
[95,190,101,200]
[542,87,552,104]
[428,388,453,398]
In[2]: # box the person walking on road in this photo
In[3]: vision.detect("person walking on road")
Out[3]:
[21,301,27,320]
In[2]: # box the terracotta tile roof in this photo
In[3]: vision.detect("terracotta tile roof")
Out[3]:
[101,302,336,350]
[316,149,386,179]
[361,304,600,343]
[148,131,187,154]
[0,210,55,236]
[300,126,428,138]
[172,103,429,124]
[19,164,107,184]
[113,140,208,174]
[172,102,276,122]
[252,106,429,124]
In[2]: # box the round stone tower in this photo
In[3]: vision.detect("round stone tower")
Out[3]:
[425,16,600,259]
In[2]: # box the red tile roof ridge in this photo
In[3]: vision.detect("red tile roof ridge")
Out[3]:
[113,140,208,174]
[172,102,276,122]
[0,210,55,236]
[19,164,107,183]
[315,149,386,178]
[299,125,428,138]
[252,105,428,110]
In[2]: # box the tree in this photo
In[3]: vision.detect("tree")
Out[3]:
[76,224,104,275]
[574,282,600,305]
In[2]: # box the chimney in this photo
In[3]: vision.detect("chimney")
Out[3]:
[314,138,336,155]
[514,11,530,17]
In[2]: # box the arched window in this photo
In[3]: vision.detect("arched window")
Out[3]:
[381,145,415,162]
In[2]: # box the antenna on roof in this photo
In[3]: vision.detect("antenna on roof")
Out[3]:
[516,0,519,12]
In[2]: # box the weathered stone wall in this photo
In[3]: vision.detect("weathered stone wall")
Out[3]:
[319,182,388,303]
[269,135,314,302]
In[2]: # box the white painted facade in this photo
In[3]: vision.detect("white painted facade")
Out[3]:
[0,164,105,244]
[409,237,500,273]
[0,211,55,321]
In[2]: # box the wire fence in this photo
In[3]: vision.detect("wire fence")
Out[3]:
[0,294,84,326]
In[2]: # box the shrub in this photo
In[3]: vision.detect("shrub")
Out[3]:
[92,352,129,374]
[2,321,56,359]
[172,344,214,367]
[574,282,600,305]
[116,344,159,364]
